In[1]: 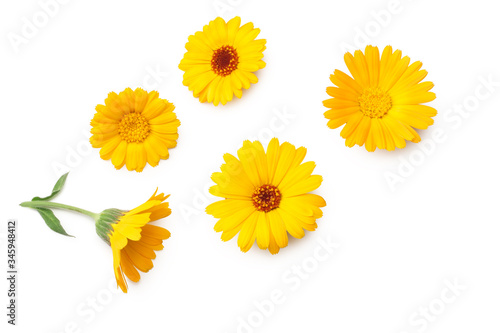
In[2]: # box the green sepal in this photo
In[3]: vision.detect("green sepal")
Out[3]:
[36,208,74,237]
[32,172,69,202]
[95,208,125,244]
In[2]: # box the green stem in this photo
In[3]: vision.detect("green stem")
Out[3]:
[20,201,99,220]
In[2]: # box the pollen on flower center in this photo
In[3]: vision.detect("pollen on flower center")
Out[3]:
[252,184,282,213]
[211,45,239,77]
[358,87,393,118]
[118,112,150,143]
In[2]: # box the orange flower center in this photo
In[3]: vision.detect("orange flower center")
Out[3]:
[252,185,282,213]
[211,45,239,77]
[358,87,392,118]
[118,112,150,143]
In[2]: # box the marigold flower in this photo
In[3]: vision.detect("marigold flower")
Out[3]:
[323,45,437,151]
[206,139,326,254]
[90,88,180,172]
[179,17,266,106]
[96,190,171,292]
[20,173,171,293]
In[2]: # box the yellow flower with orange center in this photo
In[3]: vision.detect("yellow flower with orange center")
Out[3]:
[206,139,326,254]
[323,45,437,151]
[179,17,266,106]
[90,88,180,172]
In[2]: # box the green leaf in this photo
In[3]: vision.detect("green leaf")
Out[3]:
[36,208,74,237]
[32,172,69,202]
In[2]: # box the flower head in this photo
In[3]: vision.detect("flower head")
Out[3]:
[90,88,181,172]
[323,45,437,151]
[96,190,171,292]
[179,17,266,106]
[206,139,326,254]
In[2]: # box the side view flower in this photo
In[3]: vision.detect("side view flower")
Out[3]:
[20,173,171,293]
[206,139,326,254]
[90,87,181,172]
[179,16,266,106]
[323,45,437,151]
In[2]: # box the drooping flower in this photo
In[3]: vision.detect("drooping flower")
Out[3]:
[206,139,326,254]
[90,88,180,172]
[20,173,171,293]
[323,45,437,151]
[97,190,171,293]
[179,17,266,106]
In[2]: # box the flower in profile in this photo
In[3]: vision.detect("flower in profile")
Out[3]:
[97,190,171,293]
[206,139,326,254]
[90,88,180,172]
[179,17,266,106]
[20,173,171,293]
[323,45,437,151]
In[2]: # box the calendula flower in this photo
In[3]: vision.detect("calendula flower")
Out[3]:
[90,88,180,172]
[206,139,326,254]
[179,17,266,106]
[96,190,171,293]
[20,173,171,293]
[323,45,437,151]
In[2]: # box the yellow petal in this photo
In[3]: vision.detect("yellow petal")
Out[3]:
[120,251,141,282]
[237,212,258,252]
[268,210,287,248]
[255,212,270,249]
[271,142,296,186]
[206,199,254,218]
[141,225,171,240]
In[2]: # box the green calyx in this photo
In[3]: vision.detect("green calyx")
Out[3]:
[20,173,129,243]
[95,208,126,244]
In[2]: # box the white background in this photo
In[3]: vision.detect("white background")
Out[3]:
[1,0,500,332]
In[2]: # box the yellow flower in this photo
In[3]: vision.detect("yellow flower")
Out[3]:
[20,173,171,293]
[206,139,326,254]
[96,190,172,293]
[90,88,180,172]
[323,45,437,151]
[179,17,266,106]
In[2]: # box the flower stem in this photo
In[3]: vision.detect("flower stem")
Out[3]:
[20,201,99,220]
